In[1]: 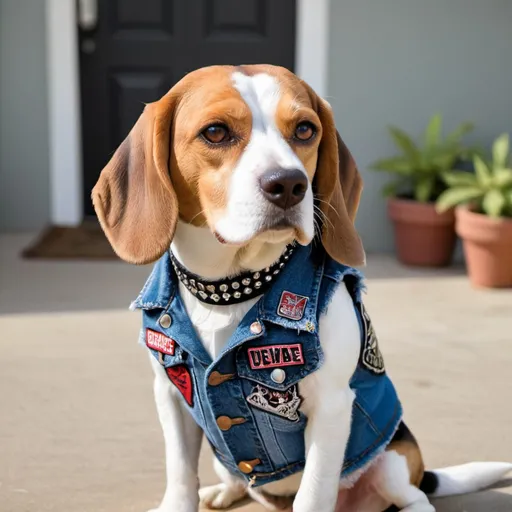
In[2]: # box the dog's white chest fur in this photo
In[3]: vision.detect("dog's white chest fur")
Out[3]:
[178,282,259,360]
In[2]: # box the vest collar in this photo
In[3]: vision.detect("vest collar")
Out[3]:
[131,242,325,334]
[258,243,324,333]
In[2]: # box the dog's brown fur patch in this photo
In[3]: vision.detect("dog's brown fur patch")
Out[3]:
[386,422,425,487]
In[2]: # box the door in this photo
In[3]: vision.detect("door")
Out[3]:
[79,0,297,217]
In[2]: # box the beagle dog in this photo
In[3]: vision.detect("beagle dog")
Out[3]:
[92,64,511,512]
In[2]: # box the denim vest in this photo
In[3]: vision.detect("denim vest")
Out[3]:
[131,243,402,487]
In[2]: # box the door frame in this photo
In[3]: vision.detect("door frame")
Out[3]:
[45,0,331,225]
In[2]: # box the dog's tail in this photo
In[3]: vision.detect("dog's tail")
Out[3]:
[420,462,512,498]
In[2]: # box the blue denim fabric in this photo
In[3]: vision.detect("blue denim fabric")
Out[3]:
[131,242,402,487]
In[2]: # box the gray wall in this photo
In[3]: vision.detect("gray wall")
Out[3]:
[0,0,50,232]
[328,0,512,252]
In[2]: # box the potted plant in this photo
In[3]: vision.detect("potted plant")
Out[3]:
[371,114,475,267]
[436,133,512,288]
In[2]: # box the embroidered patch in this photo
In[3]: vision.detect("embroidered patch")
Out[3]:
[246,384,301,421]
[166,365,193,406]
[359,303,385,375]
[146,329,176,355]
[277,291,308,321]
[248,344,304,370]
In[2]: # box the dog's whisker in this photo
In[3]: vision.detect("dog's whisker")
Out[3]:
[189,209,208,225]
[314,204,335,232]
[315,197,341,220]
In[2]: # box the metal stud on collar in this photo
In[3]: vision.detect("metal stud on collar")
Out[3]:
[169,245,295,306]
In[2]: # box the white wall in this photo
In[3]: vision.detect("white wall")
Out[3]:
[0,0,50,232]
[328,0,512,252]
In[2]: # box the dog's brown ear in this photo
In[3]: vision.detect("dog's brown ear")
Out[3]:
[312,96,366,267]
[91,93,178,265]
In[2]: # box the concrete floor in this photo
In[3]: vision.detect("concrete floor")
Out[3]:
[1,233,512,512]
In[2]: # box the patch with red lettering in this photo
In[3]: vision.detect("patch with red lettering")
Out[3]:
[277,291,308,321]
[166,365,193,406]
[146,329,176,355]
[248,344,304,370]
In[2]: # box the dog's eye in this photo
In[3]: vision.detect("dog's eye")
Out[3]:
[202,124,230,144]
[294,122,316,142]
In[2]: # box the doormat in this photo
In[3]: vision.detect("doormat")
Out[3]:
[21,221,119,260]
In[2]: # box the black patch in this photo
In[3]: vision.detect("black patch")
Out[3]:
[357,302,385,375]
[419,471,439,495]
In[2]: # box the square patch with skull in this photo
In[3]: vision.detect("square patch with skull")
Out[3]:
[246,384,301,422]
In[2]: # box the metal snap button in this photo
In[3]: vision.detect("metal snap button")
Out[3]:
[250,321,263,335]
[270,368,286,384]
[159,313,172,329]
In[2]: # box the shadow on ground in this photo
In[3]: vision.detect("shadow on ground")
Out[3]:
[1,234,471,316]
[0,234,151,315]
[432,488,512,512]
[199,487,512,512]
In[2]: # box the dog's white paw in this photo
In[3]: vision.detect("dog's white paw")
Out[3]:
[199,483,247,509]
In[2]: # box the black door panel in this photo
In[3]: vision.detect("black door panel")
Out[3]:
[80,0,296,216]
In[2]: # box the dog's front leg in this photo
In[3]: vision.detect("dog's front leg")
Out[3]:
[293,283,361,512]
[293,387,355,512]
[148,354,203,512]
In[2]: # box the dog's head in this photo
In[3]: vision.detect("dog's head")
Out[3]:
[92,65,365,267]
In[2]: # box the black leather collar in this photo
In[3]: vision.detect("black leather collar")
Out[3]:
[169,245,295,305]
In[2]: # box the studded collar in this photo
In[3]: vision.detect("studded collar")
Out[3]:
[130,241,343,336]
[169,245,296,306]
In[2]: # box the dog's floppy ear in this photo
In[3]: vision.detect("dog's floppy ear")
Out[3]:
[312,95,366,267]
[92,93,178,265]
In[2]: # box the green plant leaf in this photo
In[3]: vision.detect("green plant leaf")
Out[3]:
[473,155,492,187]
[441,171,477,187]
[415,176,435,202]
[507,189,512,210]
[492,168,512,187]
[382,181,400,198]
[430,152,458,171]
[460,144,484,160]
[492,133,510,169]
[388,127,419,161]
[425,113,442,149]
[482,189,506,218]
[444,122,474,146]
[371,157,415,175]
[435,187,483,212]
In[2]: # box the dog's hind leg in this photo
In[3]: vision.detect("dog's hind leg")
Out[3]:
[199,457,247,509]
[371,449,434,512]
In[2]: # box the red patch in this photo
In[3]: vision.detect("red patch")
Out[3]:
[146,329,175,355]
[248,344,304,370]
[166,365,193,406]
[278,291,309,321]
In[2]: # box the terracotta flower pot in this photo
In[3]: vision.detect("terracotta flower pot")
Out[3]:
[387,198,456,267]
[455,206,512,288]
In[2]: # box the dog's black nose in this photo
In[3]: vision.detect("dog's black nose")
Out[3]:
[259,169,308,210]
